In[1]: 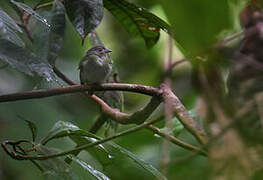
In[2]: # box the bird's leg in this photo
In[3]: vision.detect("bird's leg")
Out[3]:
[88,83,102,95]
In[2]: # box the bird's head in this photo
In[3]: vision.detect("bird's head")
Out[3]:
[86,45,112,57]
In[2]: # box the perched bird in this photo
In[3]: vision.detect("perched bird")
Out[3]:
[79,45,113,85]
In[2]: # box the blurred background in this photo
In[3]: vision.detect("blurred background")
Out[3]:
[0,0,245,179]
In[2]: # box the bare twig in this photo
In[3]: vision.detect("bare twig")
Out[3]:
[35,2,54,10]
[216,31,244,48]
[161,36,174,174]
[146,125,207,156]
[89,115,107,133]
[164,59,186,77]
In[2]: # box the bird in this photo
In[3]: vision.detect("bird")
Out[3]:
[79,45,113,86]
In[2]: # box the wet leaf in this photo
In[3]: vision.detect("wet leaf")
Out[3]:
[65,0,103,40]
[40,121,95,144]
[107,142,167,180]
[103,0,177,49]
[35,145,79,180]
[10,0,51,27]
[70,156,111,180]
[42,121,167,180]
[47,0,66,65]
[0,8,24,47]
[40,121,112,166]
[0,39,55,81]
[32,11,52,59]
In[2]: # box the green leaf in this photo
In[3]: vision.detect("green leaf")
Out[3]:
[25,120,38,142]
[10,0,51,27]
[160,0,231,55]
[41,121,113,166]
[40,121,97,144]
[103,0,175,49]
[64,0,104,40]
[107,143,167,180]
[47,0,66,65]
[32,0,66,64]
[42,121,167,180]
[19,116,38,142]
[32,11,52,59]
[0,39,55,81]
[70,156,111,180]
[35,145,79,180]
[0,8,24,47]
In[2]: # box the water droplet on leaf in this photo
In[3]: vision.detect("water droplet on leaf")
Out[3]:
[108,154,114,159]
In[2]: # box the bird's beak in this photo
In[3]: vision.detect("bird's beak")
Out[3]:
[104,48,112,53]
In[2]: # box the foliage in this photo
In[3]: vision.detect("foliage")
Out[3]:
[1,0,262,180]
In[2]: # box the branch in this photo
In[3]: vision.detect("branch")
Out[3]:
[2,117,162,160]
[215,31,244,48]
[0,83,208,142]
[99,96,161,124]
[164,59,186,78]
[160,84,207,145]
[0,83,162,103]
[146,125,207,156]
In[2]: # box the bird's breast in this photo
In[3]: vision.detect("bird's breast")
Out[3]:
[80,58,111,84]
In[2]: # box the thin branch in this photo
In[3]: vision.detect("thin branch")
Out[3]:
[161,36,174,175]
[53,66,76,85]
[164,59,186,78]
[146,125,207,156]
[35,2,54,10]
[2,117,163,160]
[89,115,107,133]
[216,31,244,48]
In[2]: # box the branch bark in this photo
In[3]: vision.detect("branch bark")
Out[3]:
[160,84,207,145]
[0,83,162,103]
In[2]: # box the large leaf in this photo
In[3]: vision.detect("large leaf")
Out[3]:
[40,121,113,166]
[65,0,104,40]
[107,142,167,180]
[42,121,167,180]
[32,0,66,64]
[47,0,66,65]
[0,39,55,81]
[40,121,97,144]
[0,8,24,47]
[103,0,176,49]
[35,145,79,180]
[160,0,231,55]
[70,156,111,180]
[10,0,51,27]
[32,11,52,59]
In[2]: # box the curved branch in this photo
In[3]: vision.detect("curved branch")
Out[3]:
[160,84,207,145]
[0,83,208,143]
